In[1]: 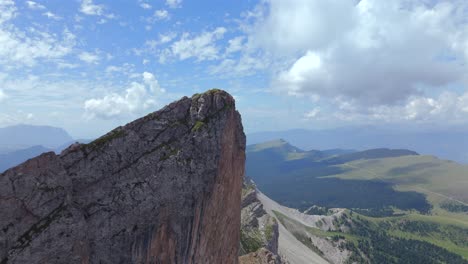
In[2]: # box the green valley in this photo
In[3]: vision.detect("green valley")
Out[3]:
[246,139,468,261]
[246,139,434,213]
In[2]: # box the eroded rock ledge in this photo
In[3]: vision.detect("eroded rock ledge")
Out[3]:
[239,178,281,264]
[0,89,246,264]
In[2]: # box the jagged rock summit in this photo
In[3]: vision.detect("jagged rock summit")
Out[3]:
[0,89,246,264]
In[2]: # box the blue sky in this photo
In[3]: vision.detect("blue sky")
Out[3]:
[0,0,467,139]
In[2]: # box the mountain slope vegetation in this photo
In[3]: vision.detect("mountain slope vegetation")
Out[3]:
[246,139,432,213]
[273,210,468,263]
[246,139,468,261]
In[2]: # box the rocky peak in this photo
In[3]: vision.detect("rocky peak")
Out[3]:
[0,89,246,264]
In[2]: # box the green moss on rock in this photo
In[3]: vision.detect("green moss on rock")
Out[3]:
[192,121,205,132]
[87,128,126,150]
[264,220,276,241]
[240,229,264,255]
[206,88,222,94]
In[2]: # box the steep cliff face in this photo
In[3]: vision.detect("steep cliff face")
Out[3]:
[0,89,246,264]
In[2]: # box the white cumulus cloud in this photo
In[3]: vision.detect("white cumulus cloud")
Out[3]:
[225,36,245,54]
[84,72,165,119]
[153,9,169,21]
[80,0,104,16]
[78,51,100,64]
[26,1,45,10]
[247,0,468,106]
[304,108,321,120]
[144,10,170,26]
[43,11,62,20]
[143,72,165,93]
[0,89,7,102]
[0,0,15,24]
[170,27,227,61]
[277,51,327,96]
[166,0,182,8]
[139,1,152,9]
[308,91,468,125]
[0,1,76,68]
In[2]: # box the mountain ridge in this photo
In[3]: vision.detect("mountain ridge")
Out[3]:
[247,128,468,163]
[0,124,73,149]
[0,89,246,264]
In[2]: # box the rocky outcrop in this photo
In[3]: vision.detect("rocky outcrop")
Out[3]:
[239,248,281,264]
[0,89,246,264]
[239,179,281,263]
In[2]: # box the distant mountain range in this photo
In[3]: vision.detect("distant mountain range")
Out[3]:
[0,125,91,173]
[248,128,468,163]
[0,124,73,149]
[0,145,52,172]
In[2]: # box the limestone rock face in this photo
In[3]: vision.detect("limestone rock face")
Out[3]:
[239,179,280,261]
[0,90,246,264]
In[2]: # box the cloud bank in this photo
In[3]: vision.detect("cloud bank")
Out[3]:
[249,0,468,107]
